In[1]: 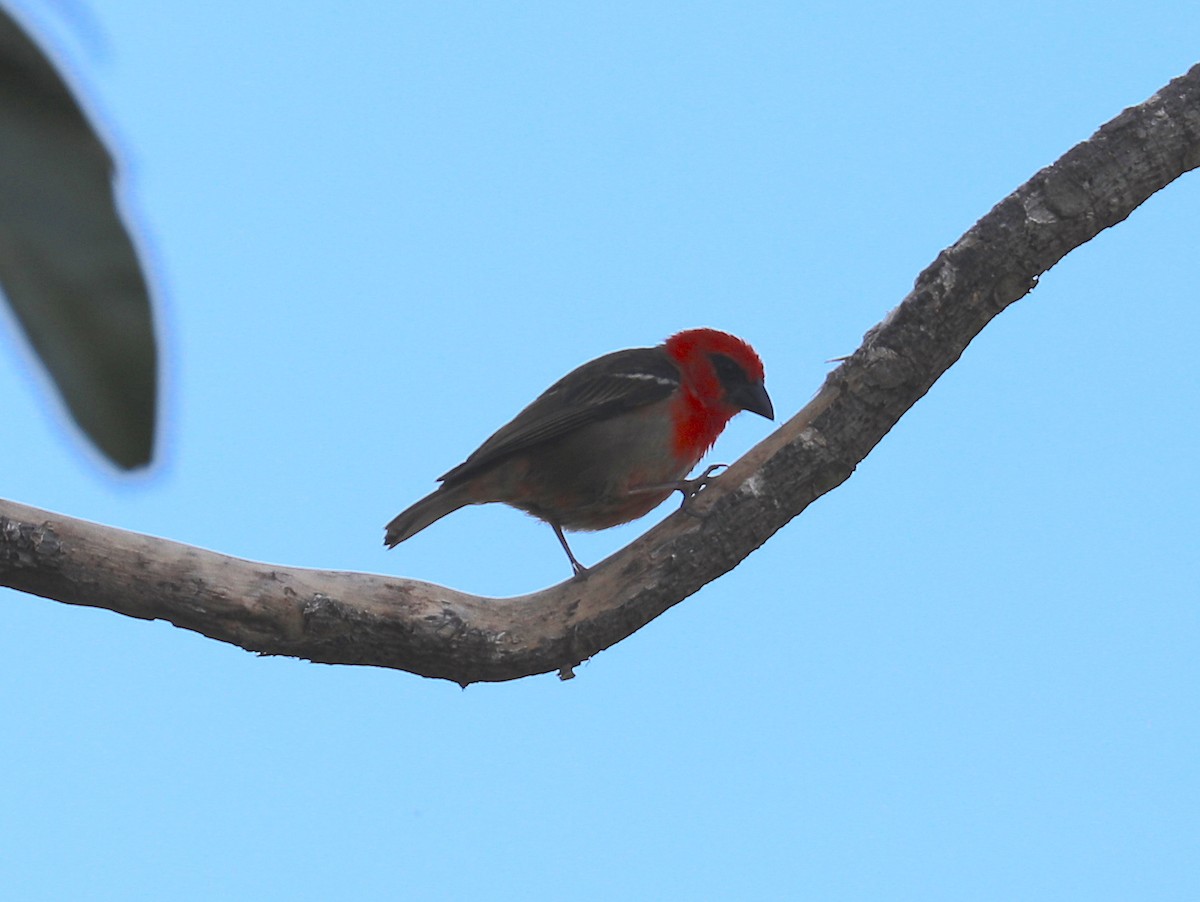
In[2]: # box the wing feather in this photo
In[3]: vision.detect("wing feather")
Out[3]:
[439,347,679,483]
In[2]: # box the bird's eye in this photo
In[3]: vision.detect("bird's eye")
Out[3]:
[709,353,749,387]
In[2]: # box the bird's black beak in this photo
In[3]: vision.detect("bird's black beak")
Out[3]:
[730,379,774,420]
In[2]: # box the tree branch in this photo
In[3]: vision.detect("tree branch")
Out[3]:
[3,65,1199,684]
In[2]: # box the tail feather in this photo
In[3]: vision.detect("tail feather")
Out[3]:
[384,485,471,548]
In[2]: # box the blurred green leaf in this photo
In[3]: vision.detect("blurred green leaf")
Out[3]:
[0,8,157,469]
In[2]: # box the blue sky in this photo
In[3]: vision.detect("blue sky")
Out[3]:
[2,2,1198,899]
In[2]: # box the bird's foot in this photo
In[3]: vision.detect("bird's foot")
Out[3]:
[626,463,728,517]
[675,463,728,515]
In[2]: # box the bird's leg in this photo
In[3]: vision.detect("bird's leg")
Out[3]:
[551,522,588,576]
[627,463,729,513]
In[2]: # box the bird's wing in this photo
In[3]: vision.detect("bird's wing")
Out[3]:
[439,346,680,484]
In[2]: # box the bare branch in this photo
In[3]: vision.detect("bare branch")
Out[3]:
[3,64,1198,684]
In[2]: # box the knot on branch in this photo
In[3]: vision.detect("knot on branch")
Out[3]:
[838,345,917,404]
[0,517,62,571]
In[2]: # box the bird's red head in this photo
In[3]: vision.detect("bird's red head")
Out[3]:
[663,328,773,460]
[665,328,766,382]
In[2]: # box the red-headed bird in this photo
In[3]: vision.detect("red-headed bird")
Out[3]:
[384,328,773,574]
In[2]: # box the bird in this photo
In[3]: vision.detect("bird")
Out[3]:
[384,328,774,575]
